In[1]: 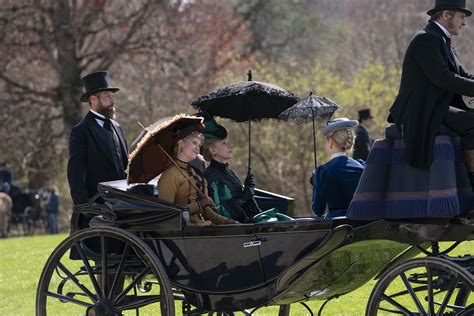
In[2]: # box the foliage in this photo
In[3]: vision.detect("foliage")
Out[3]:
[217,61,400,215]
[0,0,251,187]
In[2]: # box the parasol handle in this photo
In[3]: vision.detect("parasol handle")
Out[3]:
[157,144,220,216]
[157,144,204,196]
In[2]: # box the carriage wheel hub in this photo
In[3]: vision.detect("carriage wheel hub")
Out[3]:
[88,299,115,316]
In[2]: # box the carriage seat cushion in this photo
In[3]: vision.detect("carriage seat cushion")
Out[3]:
[98,179,158,197]
[385,124,453,140]
[127,184,155,196]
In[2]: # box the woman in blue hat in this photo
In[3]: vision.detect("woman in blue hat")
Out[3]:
[311,118,366,219]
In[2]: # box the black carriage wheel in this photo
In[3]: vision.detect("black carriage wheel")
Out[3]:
[36,226,175,316]
[366,257,473,316]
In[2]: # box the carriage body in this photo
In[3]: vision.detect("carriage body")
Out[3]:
[36,178,473,315]
[7,186,49,235]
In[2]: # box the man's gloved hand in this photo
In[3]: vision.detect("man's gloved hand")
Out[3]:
[244,169,256,189]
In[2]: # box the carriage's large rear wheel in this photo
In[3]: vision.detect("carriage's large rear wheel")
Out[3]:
[36,226,175,315]
[366,257,473,315]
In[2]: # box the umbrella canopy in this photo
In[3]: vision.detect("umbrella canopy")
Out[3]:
[191,80,299,122]
[191,71,299,171]
[279,92,340,169]
[127,114,204,184]
[279,92,339,122]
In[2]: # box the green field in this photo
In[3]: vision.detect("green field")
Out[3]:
[0,234,472,316]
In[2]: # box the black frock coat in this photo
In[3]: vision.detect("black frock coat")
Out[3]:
[389,22,474,169]
[67,111,128,205]
[353,124,373,161]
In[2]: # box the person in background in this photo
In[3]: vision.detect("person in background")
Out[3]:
[0,161,12,193]
[353,109,374,161]
[46,185,60,234]
[201,119,261,223]
[311,118,366,219]
[158,126,236,226]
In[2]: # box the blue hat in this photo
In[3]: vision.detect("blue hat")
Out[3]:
[322,118,358,136]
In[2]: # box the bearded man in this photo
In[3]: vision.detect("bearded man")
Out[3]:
[389,0,474,187]
[67,71,128,211]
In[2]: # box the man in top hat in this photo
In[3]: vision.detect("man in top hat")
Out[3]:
[389,0,474,186]
[67,71,128,216]
[353,109,374,161]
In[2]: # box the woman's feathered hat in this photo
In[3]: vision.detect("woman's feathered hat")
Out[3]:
[195,111,227,140]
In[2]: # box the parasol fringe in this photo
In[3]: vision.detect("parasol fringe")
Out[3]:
[126,114,203,181]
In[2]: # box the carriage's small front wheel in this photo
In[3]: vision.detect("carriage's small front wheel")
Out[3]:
[366,256,473,315]
[36,226,175,315]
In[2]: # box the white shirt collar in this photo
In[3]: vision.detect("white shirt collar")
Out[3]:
[434,21,452,40]
[89,109,106,127]
[330,152,346,160]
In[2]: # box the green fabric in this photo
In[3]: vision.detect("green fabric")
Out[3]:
[253,208,294,222]
[209,180,233,219]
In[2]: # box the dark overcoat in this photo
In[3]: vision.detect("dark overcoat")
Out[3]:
[67,111,128,205]
[389,22,474,169]
[353,124,372,161]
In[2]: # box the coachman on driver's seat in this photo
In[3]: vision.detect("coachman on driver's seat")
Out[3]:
[348,0,474,220]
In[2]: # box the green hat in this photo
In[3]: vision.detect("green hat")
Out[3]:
[195,112,228,140]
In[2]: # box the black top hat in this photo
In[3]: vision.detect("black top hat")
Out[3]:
[80,71,119,102]
[427,0,472,16]
[358,109,373,122]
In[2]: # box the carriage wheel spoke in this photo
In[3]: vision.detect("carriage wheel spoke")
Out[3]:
[46,291,93,308]
[101,236,109,299]
[380,294,412,315]
[57,262,97,302]
[115,295,163,311]
[400,272,426,315]
[111,267,151,306]
[75,241,102,298]
[436,275,458,316]
[426,267,435,315]
[108,244,131,301]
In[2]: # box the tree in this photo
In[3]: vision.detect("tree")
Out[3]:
[0,0,252,187]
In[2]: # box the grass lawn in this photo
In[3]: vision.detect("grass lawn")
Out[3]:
[0,233,472,316]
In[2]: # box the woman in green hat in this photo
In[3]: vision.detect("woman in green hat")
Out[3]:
[200,118,262,223]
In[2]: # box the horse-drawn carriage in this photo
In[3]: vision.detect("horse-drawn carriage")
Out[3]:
[6,185,50,236]
[35,178,473,315]
[36,80,473,315]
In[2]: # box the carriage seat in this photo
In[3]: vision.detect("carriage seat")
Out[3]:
[346,124,474,220]
[98,179,157,197]
[385,123,453,140]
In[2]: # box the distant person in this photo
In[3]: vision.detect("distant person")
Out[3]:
[46,185,60,234]
[353,109,374,161]
[388,0,474,186]
[158,126,236,226]
[201,118,261,223]
[67,71,128,229]
[311,118,365,218]
[0,161,12,193]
